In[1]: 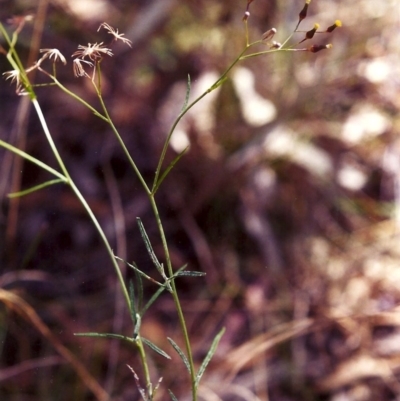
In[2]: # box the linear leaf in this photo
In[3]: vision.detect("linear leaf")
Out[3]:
[134,267,144,311]
[8,178,65,198]
[136,217,164,274]
[196,327,225,386]
[142,337,171,359]
[74,332,134,343]
[129,280,137,325]
[168,389,178,401]
[167,337,190,373]
[141,284,168,317]
[175,271,206,277]
[153,146,189,194]
[0,139,66,180]
[115,256,162,286]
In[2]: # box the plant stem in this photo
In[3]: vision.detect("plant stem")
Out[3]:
[32,98,132,315]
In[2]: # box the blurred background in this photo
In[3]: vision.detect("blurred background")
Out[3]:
[1,0,400,400]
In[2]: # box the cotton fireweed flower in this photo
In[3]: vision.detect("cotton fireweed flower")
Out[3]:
[3,69,21,87]
[72,42,113,61]
[39,48,67,65]
[72,58,94,77]
[97,22,132,47]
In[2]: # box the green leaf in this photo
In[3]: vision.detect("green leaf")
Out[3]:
[134,267,144,312]
[175,271,206,277]
[141,284,168,317]
[168,389,178,401]
[167,337,190,373]
[196,327,225,386]
[136,218,164,275]
[115,256,162,286]
[129,280,137,325]
[153,146,189,194]
[0,139,67,180]
[180,74,191,113]
[142,337,171,359]
[7,178,66,198]
[74,332,134,343]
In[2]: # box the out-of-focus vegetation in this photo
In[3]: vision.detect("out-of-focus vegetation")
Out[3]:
[1,0,400,400]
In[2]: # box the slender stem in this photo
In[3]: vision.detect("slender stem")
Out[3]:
[92,73,151,196]
[136,336,153,398]
[32,98,132,315]
[152,44,250,192]
[148,194,198,400]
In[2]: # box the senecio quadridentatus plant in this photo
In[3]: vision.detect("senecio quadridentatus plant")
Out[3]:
[0,1,341,400]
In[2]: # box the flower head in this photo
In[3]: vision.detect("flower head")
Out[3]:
[97,23,132,48]
[72,42,113,61]
[39,48,67,65]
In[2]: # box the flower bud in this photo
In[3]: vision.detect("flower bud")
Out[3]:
[297,0,311,28]
[308,43,332,53]
[270,41,282,49]
[262,28,277,42]
[242,11,250,21]
[326,20,342,33]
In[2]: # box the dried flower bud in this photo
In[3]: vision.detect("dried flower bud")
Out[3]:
[242,0,254,21]
[299,23,320,43]
[326,20,342,33]
[262,28,277,42]
[308,43,332,53]
[270,41,282,49]
[297,0,311,29]
[242,11,250,21]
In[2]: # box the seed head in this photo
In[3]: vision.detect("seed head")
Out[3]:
[97,22,132,48]
[39,48,67,65]
[72,42,113,61]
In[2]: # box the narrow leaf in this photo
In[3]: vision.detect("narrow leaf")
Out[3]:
[196,327,225,386]
[180,74,191,113]
[167,337,190,373]
[136,217,164,274]
[168,389,179,401]
[175,271,206,277]
[153,146,189,194]
[115,256,162,286]
[8,178,65,198]
[134,267,144,311]
[129,280,137,325]
[141,284,168,317]
[74,332,134,343]
[0,139,66,180]
[142,337,171,359]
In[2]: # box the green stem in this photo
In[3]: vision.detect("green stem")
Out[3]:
[148,194,198,400]
[31,98,132,315]
[92,71,151,196]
